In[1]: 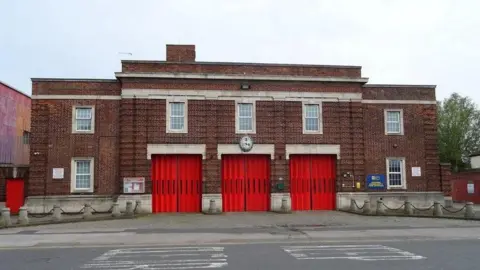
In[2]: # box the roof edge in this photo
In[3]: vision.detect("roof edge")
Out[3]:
[121,60,363,69]
[364,84,436,89]
[0,81,31,98]
[31,78,118,83]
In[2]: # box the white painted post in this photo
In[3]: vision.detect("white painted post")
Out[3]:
[17,206,29,225]
[363,200,371,214]
[465,202,475,219]
[83,204,93,219]
[280,197,289,213]
[376,200,385,215]
[1,208,12,227]
[125,201,134,216]
[111,202,121,217]
[404,201,413,215]
[208,199,217,213]
[52,205,62,222]
[433,201,443,217]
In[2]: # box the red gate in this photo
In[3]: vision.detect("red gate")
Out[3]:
[290,155,336,211]
[151,155,202,213]
[6,178,24,214]
[222,155,270,212]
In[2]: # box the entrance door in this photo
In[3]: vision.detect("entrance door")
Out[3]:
[290,155,336,210]
[222,155,270,212]
[6,178,24,214]
[151,155,202,213]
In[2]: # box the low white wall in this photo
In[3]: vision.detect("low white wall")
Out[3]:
[202,194,222,213]
[25,194,153,214]
[337,192,445,210]
[270,193,291,212]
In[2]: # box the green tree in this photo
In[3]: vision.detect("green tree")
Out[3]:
[438,93,480,172]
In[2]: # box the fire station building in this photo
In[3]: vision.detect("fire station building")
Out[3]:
[27,45,450,213]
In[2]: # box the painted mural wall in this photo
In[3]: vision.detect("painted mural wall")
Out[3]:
[0,82,31,165]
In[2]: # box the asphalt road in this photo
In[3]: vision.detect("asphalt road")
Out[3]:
[1,239,479,270]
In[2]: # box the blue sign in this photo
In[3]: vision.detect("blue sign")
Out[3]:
[366,174,386,190]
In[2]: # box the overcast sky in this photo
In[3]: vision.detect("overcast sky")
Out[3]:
[1,0,479,103]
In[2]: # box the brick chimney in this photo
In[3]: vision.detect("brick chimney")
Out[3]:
[166,44,196,62]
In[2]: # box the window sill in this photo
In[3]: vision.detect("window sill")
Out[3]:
[72,131,95,134]
[385,133,404,136]
[166,130,188,134]
[71,190,94,194]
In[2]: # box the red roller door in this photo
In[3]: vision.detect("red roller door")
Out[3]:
[222,155,270,212]
[290,155,336,211]
[151,155,202,213]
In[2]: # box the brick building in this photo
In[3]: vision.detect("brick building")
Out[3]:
[27,44,449,213]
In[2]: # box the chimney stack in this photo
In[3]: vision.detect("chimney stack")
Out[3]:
[166,44,196,62]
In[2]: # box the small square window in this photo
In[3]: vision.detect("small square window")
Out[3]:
[236,102,256,133]
[166,101,188,133]
[72,106,95,133]
[385,109,403,135]
[22,131,30,145]
[303,102,323,134]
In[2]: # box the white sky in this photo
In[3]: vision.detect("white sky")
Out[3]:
[1,0,479,104]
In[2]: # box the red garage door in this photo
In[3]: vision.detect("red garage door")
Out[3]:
[290,155,336,211]
[222,155,270,212]
[6,178,24,214]
[151,155,202,213]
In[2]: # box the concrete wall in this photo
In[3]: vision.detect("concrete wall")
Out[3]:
[337,192,445,210]
[25,194,152,214]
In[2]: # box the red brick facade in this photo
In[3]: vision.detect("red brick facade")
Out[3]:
[29,45,443,199]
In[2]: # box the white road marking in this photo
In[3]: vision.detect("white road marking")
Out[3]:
[282,244,426,261]
[82,246,228,269]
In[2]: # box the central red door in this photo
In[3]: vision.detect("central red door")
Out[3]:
[290,155,336,211]
[222,155,270,212]
[151,155,202,213]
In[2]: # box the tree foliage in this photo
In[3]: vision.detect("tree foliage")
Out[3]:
[437,93,480,172]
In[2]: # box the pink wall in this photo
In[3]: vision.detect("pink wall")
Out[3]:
[0,82,31,164]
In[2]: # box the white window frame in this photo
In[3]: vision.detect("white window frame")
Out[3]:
[72,106,95,134]
[166,99,188,133]
[235,100,256,134]
[302,101,323,134]
[70,157,94,193]
[386,157,406,189]
[384,109,404,135]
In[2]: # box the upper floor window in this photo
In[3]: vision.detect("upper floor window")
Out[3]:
[22,131,30,144]
[167,101,188,133]
[72,106,95,134]
[303,102,322,134]
[385,109,403,135]
[236,102,255,133]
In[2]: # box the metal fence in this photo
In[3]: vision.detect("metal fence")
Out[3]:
[0,136,29,165]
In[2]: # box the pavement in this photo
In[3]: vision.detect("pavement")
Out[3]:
[1,211,480,269]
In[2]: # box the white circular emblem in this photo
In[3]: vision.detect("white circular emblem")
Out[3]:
[239,135,254,152]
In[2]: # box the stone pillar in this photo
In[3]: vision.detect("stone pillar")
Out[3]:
[350,199,356,212]
[52,205,62,222]
[125,201,134,216]
[363,200,371,214]
[404,201,413,215]
[18,206,29,225]
[280,197,290,213]
[135,200,143,214]
[376,200,385,215]
[111,202,121,217]
[83,204,93,219]
[465,202,475,219]
[207,199,219,214]
[1,208,12,227]
[433,201,443,217]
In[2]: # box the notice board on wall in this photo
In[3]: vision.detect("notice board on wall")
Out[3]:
[123,177,145,193]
